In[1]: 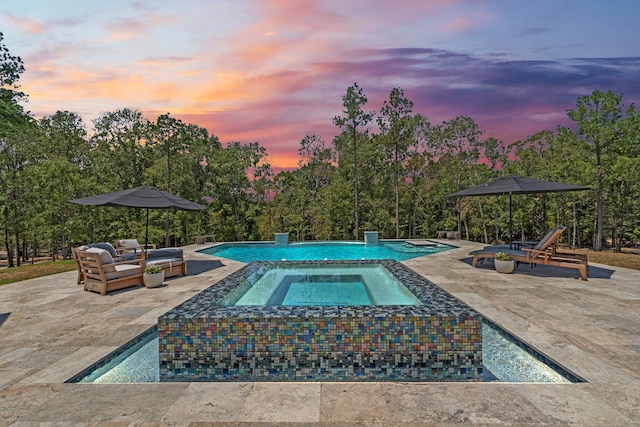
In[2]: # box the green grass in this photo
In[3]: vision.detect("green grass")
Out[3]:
[0,260,76,286]
[562,249,640,271]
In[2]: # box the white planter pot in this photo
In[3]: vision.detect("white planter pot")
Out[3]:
[143,271,165,288]
[494,259,515,274]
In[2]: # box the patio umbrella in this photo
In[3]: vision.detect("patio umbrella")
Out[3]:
[446,176,589,242]
[70,186,206,253]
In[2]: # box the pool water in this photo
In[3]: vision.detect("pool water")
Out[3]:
[69,320,580,383]
[201,240,451,263]
[225,264,422,306]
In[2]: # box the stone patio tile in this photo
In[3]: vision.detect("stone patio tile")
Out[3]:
[239,382,321,423]
[161,382,252,423]
[513,383,636,425]
[16,384,188,423]
[379,383,554,425]
[0,383,63,425]
[319,383,392,424]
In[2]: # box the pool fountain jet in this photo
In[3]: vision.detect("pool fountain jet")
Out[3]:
[364,231,379,244]
[274,232,289,244]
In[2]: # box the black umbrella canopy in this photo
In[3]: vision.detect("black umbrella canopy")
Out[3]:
[446,176,590,243]
[446,176,589,198]
[69,186,206,211]
[70,186,206,252]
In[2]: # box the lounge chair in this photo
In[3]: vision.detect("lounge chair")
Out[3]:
[76,247,144,295]
[115,239,156,260]
[471,225,588,280]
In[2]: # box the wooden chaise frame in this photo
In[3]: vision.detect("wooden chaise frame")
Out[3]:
[472,225,589,281]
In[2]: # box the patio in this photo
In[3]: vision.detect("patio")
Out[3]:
[0,240,638,425]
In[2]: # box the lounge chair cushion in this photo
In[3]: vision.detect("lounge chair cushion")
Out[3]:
[147,248,183,260]
[469,248,527,258]
[85,247,114,265]
[533,226,564,250]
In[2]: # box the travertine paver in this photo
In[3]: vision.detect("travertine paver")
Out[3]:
[0,240,638,425]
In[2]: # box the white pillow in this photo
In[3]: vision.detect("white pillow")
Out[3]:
[119,239,141,249]
[86,247,114,265]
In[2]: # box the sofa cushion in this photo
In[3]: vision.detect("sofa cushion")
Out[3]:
[147,248,183,260]
[103,263,141,281]
[146,258,182,266]
[85,247,114,265]
[118,252,138,261]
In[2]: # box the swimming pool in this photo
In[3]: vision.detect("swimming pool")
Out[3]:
[219,263,422,306]
[200,240,452,262]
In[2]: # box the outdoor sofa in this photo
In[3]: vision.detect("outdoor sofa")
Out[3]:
[72,240,187,295]
[144,247,187,278]
[116,239,186,278]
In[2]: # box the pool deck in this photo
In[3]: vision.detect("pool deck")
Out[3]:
[0,240,638,425]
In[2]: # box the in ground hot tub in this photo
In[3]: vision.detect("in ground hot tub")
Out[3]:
[158,260,482,381]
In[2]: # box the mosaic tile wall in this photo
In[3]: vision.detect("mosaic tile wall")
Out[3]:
[158,260,483,382]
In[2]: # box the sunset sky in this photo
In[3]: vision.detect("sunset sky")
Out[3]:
[2,0,639,170]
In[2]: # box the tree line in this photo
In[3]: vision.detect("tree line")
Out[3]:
[1,33,639,267]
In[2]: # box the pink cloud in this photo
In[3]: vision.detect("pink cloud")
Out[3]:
[9,0,639,173]
[3,13,45,34]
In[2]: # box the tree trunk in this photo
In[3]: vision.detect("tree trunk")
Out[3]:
[352,125,359,240]
[476,199,488,244]
[571,202,578,249]
[394,142,400,239]
[594,148,604,251]
[14,231,20,267]
[4,219,13,268]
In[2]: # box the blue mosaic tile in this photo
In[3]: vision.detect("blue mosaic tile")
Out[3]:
[159,260,483,381]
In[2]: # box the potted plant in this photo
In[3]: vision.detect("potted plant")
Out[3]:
[143,265,165,288]
[494,252,515,274]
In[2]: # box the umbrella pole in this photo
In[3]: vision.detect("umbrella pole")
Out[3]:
[145,208,149,259]
[509,193,513,247]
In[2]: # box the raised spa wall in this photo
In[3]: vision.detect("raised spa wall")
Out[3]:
[158,260,483,382]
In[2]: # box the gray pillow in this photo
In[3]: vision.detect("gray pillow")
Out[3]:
[86,247,114,265]
[93,242,118,258]
[147,248,183,260]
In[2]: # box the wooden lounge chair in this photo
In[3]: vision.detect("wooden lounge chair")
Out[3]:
[471,225,589,280]
[76,248,145,295]
[115,239,156,260]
